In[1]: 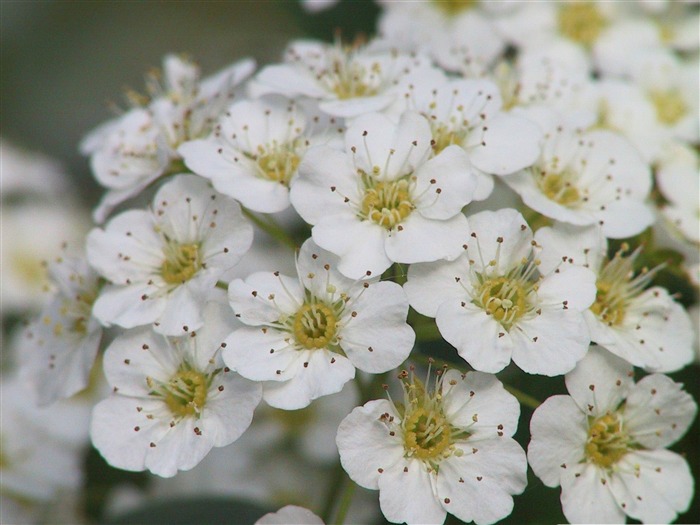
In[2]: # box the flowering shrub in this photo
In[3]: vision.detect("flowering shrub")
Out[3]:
[3,2,699,524]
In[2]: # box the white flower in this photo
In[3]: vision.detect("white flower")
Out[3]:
[290,111,475,279]
[179,96,341,213]
[87,174,253,336]
[535,222,695,372]
[377,1,505,74]
[256,505,324,525]
[0,139,70,198]
[0,375,84,503]
[18,255,102,406]
[503,110,654,238]
[656,142,700,246]
[528,346,697,524]
[224,238,415,409]
[405,208,596,376]
[252,40,441,119]
[81,54,254,222]
[400,76,541,201]
[1,203,89,313]
[336,368,527,525]
[301,0,338,13]
[90,301,262,478]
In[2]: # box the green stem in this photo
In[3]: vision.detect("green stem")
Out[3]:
[334,478,356,525]
[216,281,228,291]
[393,262,407,286]
[504,384,541,410]
[242,208,298,250]
[412,320,442,342]
[321,461,345,524]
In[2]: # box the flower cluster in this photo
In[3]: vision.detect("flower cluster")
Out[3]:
[5,1,698,524]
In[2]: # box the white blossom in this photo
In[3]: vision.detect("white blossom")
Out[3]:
[337,368,527,525]
[224,239,414,409]
[405,208,596,376]
[535,222,695,372]
[528,346,697,524]
[87,175,253,335]
[290,111,475,279]
[90,301,262,478]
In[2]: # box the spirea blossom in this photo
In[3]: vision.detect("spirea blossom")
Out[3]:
[528,346,697,524]
[91,301,262,477]
[87,174,253,335]
[291,111,476,279]
[405,208,596,376]
[337,368,527,525]
[224,238,414,409]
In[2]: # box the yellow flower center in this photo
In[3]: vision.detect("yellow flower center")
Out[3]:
[590,280,626,326]
[649,90,687,125]
[537,171,581,206]
[432,0,477,16]
[557,2,607,46]
[404,407,453,460]
[477,276,530,327]
[254,145,300,185]
[161,242,202,285]
[431,125,465,155]
[293,303,338,349]
[163,369,208,418]
[329,57,381,100]
[361,179,414,229]
[585,412,631,469]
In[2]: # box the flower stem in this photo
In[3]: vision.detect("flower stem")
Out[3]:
[504,384,541,410]
[241,208,298,250]
[321,461,345,524]
[334,478,356,525]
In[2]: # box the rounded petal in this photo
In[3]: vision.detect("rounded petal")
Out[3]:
[223,327,301,382]
[560,463,626,524]
[378,459,446,525]
[404,256,468,317]
[228,272,303,325]
[564,346,634,417]
[528,395,588,488]
[336,399,405,490]
[385,213,469,264]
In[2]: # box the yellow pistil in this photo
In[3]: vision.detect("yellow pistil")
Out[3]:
[432,0,477,16]
[585,412,631,469]
[399,375,469,467]
[431,125,465,155]
[254,144,300,185]
[538,171,581,206]
[558,2,607,46]
[473,259,539,330]
[649,90,687,125]
[329,56,380,100]
[361,179,414,229]
[163,369,208,418]
[478,276,529,326]
[590,245,659,327]
[161,242,201,284]
[293,302,338,349]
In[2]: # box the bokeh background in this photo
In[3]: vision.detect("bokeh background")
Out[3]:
[2,2,698,524]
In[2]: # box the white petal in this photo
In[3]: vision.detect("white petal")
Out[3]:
[437,438,527,525]
[340,281,414,373]
[320,94,396,118]
[413,145,476,220]
[536,266,597,311]
[154,281,208,336]
[255,63,327,99]
[624,374,697,449]
[256,506,324,525]
[228,272,303,325]
[534,223,606,276]
[384,213,468,264]
[378,459,446,525]
[144,417,214,477]
[528,395,588,488]
[510,308,590,376]
[597,198,655,239]
[336,399,405,490]
[560,463,625,524]
[202,373,262,448]
[404,256,468,317]
[463,209,532,273]
[296,238,356,301]
[469,113,541,176]
[436,301,513,373]
[565,346,634,417]
[312,215,391,279]
[262,350,355,409]
[223,327,301,382]
[92,283,165,329]
[441,370,520,439]
[609,450,693,524]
